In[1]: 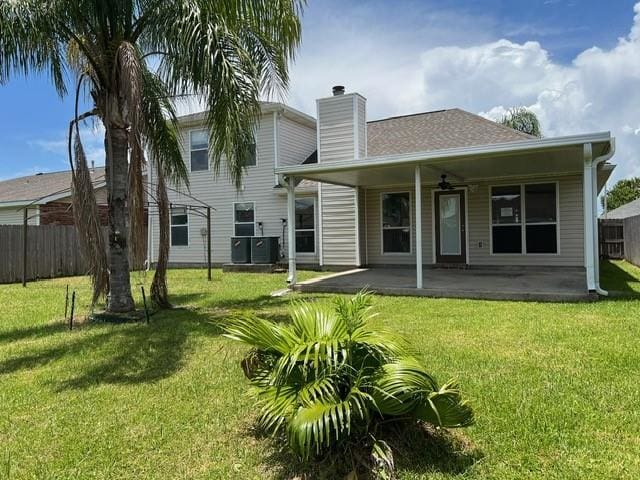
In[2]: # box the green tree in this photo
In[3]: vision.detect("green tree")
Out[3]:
[0,1,302,312]
[500,107,542,137]
[224,292,473,477]
[603,177,640,211]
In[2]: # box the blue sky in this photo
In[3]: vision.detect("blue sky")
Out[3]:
[0,0,638,182]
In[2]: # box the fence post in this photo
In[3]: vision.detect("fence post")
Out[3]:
[22,209,28,287]
[207,206,212,281]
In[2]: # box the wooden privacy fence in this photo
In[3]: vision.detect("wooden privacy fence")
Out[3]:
[624,215,640,267]
[0,225,146,284]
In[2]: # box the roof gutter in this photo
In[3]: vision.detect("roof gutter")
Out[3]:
[275,131,612,177]
[591,138,616,297]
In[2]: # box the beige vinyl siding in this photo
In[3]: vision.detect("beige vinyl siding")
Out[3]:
[320,184,358,265]
[149,112,318,265]
[361,174,584,267]
[468,175,584,267]
[317,94,364,266]
[356,96,367,158]
[278,115,316,167]
[317,96,356,162]
[0,206,40,225]
[365,186,433,266]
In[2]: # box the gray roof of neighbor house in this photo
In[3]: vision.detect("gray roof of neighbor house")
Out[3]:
[366,108,535,157]
[0,167,106,205]
[602,198,640,220]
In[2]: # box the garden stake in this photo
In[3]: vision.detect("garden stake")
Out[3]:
[64,284,69,320]
[141,286,150,324]
[69,291,76,330]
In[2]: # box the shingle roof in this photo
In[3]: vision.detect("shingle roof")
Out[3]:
[0,167,106,204]
[602,198,640,220]
[366,108,535,157]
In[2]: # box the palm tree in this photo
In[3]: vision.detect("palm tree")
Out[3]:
[0,1,303,312]
[500,106,542,137]
[224,292,473,473]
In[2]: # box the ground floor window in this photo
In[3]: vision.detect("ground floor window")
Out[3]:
[382,192,411,253]
[170,207,189,246]
[491,183,558,254]
[234,202,255,236]
[295,197,315,253]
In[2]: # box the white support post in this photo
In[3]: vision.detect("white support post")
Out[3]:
[286,176,297,286]
[583,143,596,291]
[415,165,423,289]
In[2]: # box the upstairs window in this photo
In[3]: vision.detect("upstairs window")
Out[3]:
[242,142,257,167]
[295,198,315,253]
[382,192,411,253]
[170,207,189,246]
[491,183,558,254]
[234,202,255,237]
[190,130,209,172]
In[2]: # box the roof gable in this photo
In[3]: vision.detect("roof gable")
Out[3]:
[0,167,106,204]
[366,108,534,157]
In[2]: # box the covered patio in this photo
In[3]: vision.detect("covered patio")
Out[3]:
[278,131,615,300]
[294,266,592,301]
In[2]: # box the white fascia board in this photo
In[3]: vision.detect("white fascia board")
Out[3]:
[177,103,316,129]
[275,131,613,177]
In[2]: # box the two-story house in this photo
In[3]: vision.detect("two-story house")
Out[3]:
[148,86,615,299]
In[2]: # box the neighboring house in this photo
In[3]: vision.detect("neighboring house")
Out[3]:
[149,87,615,296]
[600,198,640,265]
[0,168,108,225]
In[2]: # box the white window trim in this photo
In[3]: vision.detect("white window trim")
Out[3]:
[170,207,189,247]
[295,196,316,255]
[233,201,256,237]
[489,181,560,256]
[380,191,412,255]
[189,129,209,172]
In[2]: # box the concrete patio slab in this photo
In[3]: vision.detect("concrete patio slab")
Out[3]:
[295,267,593,302]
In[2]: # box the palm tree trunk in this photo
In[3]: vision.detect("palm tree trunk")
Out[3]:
[151,168,171,308]
[105,123,135,313]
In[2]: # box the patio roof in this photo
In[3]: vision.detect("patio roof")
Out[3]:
[275,132,614,189]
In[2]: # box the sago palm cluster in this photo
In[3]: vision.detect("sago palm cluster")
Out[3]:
[224,292,474,476]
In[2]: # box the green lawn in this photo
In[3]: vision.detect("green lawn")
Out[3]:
[0,261,639,479]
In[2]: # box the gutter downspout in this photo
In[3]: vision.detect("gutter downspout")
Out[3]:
[592,138,616,296]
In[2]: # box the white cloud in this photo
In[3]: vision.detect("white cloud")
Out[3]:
[29,121,106,169]
[284,2,640,183]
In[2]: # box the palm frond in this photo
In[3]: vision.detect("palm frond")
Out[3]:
[288,386,374,458]
[127,131,146,269]
[70,130,109,304]
[370,358,438,416]
[223,315,297,354]
[414,381,475,428]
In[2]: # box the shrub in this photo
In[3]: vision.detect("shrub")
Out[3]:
[224,292,474,477]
